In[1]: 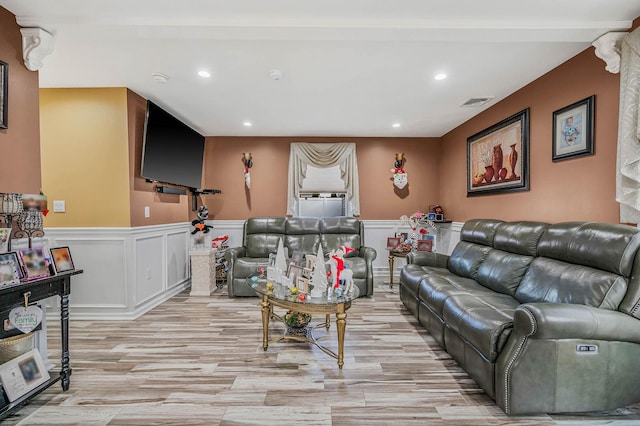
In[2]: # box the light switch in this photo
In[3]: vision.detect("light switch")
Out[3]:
[53,200,65,213]
[144,206,150,218]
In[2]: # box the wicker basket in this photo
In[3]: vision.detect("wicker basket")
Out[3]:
[0,333,34,364]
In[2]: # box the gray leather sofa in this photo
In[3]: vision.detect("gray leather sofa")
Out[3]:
[399,219,640,415]
[226,216,377,298]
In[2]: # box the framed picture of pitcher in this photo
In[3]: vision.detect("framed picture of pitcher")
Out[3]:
[467,108,530,196]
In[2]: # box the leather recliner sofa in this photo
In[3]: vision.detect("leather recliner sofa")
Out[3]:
[399,219,640,415]
[226,216,377,298]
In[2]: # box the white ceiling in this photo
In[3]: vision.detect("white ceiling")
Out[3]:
[2,0,640,137]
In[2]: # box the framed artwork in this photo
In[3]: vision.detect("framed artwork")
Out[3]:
[290,251,304,267]
[287,264,304,281]
[296,276,309,293]
[0,61,6,129]
[0,259,19,287]
[50,246,75,273]
[0,349,50,402]
[17,247,50,280]
[0,252,23,279]
[417,239,433,252]
[386,237,401,249]
[552,95,595,161]
[467,108,530,196]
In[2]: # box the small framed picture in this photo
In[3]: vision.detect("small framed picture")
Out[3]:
[0,252,23,279]
[552,95,595,162]
[296,276,309,293]
[50,246,75,273]
[0,349,50,402]
[290,251,304,266]
[0,259,19,287]
[305,255,317,270]
[386,237,401,249]
[397,232,409,243]
[417,239,433,252]
[288,264,304,281]
[17,247,50,280]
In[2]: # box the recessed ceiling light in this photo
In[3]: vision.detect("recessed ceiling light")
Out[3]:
[434,73,447,80]
[198,70,211,78]
[243,121,252,127]
[392,123,401,128]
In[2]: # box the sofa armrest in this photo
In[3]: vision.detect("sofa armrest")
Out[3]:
[406,251,449,268]
[359,246,377,262]
[225,246,246,262]
[514,303,640,344]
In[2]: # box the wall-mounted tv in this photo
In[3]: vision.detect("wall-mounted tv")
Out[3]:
[141,101,205,189]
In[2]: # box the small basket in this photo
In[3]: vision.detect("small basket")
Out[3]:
[0,333,34,364]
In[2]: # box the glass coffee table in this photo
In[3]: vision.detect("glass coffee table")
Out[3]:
[248,277,359,369]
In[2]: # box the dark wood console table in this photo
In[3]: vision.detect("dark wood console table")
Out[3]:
[0,269,82,419]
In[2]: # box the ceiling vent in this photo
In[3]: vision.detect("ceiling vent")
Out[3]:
[460,97,494,107]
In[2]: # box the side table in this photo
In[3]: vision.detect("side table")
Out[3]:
[189,249,217,296]
[386,250,409,289]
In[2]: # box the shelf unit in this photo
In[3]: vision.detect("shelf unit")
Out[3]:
[0,270,83,419]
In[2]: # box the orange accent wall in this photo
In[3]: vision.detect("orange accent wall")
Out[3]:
[0,6,41,193]
[127,90,191,227]
[202,137,441,220]
[439,47,621,223]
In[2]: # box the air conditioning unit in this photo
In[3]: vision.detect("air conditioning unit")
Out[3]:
[298,193,346,217]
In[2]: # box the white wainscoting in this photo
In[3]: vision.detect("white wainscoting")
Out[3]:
[42,223,192,320]
[209,219,463,279]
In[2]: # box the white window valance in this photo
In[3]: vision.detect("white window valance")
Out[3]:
[616,26,640,223]
[287,143,360,216]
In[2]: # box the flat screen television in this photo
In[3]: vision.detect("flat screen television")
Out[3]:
[141,101,205,189]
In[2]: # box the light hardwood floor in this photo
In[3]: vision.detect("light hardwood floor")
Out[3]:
[4,279,640,425]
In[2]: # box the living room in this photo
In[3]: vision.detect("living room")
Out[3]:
[2,1,640,424]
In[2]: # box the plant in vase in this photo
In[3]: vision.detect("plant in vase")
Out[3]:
[284,310,311,329]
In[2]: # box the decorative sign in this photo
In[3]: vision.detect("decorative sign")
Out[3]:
[9,305,43,334]
[0,349,50,402]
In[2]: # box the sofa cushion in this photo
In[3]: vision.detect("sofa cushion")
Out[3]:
[443,294,519,362]
[493,221,549,256]
[460,219,504,245]
[285,234,321,255]
[475,250,533,296]
[319,217,362,255]
[515,257,628,309]
[537,222,640,277]
[418,274,495,318]
[245,217,287,258]
[448,242,492,279]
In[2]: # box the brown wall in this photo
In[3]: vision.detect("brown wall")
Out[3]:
[203,137,441,220]
[127,90,191,227]
[440,47,621,223]
[0,6,41,193]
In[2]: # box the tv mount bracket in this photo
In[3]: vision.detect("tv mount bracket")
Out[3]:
[190,188,222,211]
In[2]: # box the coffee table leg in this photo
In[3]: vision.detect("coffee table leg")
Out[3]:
[261,295,270,351]
[388,254,395,288]
[336,305,346,369]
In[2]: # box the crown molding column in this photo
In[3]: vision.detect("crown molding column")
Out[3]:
[20,27,54,71]
[592,31,626,74]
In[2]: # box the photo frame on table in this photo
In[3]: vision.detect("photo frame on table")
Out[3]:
[296,276,309,293]
[467,108,529,196]
[0,349,50,402]
[50,246,75,273]
[287,264,304,281]
[0,259,19,287]
[552,95,595,162]
[0,61,6,129]
[386,237,401,249]
[17,247,49,280]
[290,251,304,267]
[0,252,22,279]
[417,239,433,252]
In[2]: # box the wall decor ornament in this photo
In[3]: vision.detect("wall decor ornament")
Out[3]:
[467,109,530,196]
[390,152,408,189]
[242,152,252,189]
[552,95,595,162]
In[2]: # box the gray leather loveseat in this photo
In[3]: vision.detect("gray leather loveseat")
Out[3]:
[399,219,640,415]
[226,216,376,298]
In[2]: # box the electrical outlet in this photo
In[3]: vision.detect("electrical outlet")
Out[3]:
[144,206,150,218]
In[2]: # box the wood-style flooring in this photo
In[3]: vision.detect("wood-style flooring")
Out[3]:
[4,279,640,425]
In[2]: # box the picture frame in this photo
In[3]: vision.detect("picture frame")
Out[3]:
[397,232,409,243]
[290,251,304,267]
[0,260,19,287]
[0,349,50,402]
[296,276,309,293]
[17,247,49,280]
[467,108,529,196]
[50,246,75,273]
[287,264,304,282]
[0,252,22,279]
[386,237,401,249]
[0,61,6,129]
[552,95,595,162]
[417,239,433,252]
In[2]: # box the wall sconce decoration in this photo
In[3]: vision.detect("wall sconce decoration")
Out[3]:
[391,153,408,190]
[243,152,253,189]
